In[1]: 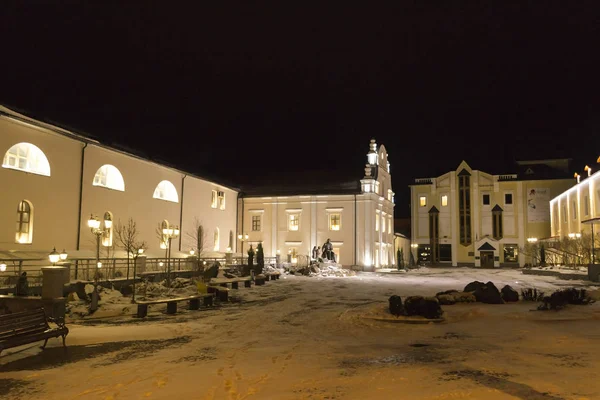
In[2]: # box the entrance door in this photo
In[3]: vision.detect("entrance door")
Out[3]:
[480,251,494,268]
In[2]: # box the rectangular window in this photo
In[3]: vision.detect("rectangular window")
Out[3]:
[375,215,379,231]
[572,201,577,220]
[585,195,589,216]
[419,196,427,207]
[252,215,261,231]
[218,191,225,210]
[503,244,518,263]
[382,217,386,233]
[482,194,490,205]
[505,193,513,205]
[459,175,472,245]
[289,214,299,231]
[289,247,298,263]
[211,190,218,208]
[563,205,567,223]
[329,213,341,231]
[388,216,392,234]
[441,195,448,207]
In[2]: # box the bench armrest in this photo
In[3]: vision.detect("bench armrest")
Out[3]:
[47,316,66,328]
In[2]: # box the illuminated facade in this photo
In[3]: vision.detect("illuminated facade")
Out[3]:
[238,139,395,270]
[550,162,600,239]
[410,160,573,267]
[0,105,238,258]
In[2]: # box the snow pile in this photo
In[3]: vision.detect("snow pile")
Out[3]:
[135,278,200,299]
[310,263,356,277]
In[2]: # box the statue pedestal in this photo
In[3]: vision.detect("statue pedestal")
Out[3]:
[135,255,147,274]
[41,266,68,299]
[225,253,233,265]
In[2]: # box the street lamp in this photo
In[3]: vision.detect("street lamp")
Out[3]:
[49,247,60,265]
[60,249,68,261]
[162,225,180,287]
[189,248,195,256]
[238,233,249,262]
[87,213,112,312]
[0,263,6,272]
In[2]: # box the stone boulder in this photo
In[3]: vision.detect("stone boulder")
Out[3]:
[501,285,519,302]
[404,296,443,319]
[120,285,133,296]
[436,290,476,305]
[464,281,486,293]
[388,295,404,317]
[473,281,504,304]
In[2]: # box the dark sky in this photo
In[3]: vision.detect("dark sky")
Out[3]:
[3,1,600,217]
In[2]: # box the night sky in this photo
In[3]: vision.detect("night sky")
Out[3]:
[3,2,600,217]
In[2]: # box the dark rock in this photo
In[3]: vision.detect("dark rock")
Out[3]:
[464,281,486,293]
[404,296,443,319]
[388,295,404,317]
[473,281,504,304]
[436,294,456,305]
[120,285,133,296]
[202,262,220,282]
[501,285,519,302]
[538,288,591,310]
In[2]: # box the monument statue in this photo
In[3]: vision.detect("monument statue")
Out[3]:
[247,245,255,268]
[312,246,319,259]
[322,239,334,261]
[15,271,29,296]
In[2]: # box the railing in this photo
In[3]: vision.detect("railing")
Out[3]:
[0,255,281,289]
[497,174,518,181]
[414,178,433,184]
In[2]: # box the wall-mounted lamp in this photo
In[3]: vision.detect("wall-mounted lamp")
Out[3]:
[584,165,592,177]
[527,237,538,243]
[574,172,580,183]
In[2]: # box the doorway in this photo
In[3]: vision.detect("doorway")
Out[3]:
[480,251,494,268]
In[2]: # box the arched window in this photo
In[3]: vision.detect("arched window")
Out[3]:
[213,228,220,251]
[228,230,234,251]
[102,211,113,247]
[160,220,169,249]
[3,143,51,176]
[16,200,33,244]
[153,180,179,203]
[93,165,125,191]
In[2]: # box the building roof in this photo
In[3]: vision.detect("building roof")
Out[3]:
[0,104,240,191]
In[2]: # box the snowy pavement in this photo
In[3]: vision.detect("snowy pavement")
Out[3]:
[2,267,600,400]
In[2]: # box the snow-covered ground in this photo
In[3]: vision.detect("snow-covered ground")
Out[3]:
[2,267,600,400]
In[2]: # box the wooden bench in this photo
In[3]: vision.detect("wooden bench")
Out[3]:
[254,274,266,285]
[135,294,214,318]
[210,276,252,289]
[207,286,230,302]
[0,308,69,355]
[265,272,281,281]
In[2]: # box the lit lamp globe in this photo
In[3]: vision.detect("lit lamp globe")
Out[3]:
[49,247,61,265]
[174,226,180,237]
[88,215,101,230]
[0,263,6,272]
[238,234,242,240]
[60,249,68,261]
[138,248,144,255]
[190,249,195,256]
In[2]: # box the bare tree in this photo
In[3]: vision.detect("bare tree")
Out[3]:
[114,218,147,279]
[155,223,169,272]
[186,217,207,270]
[520,242,540,267]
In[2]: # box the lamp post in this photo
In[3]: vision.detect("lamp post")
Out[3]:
[88,214,112,312]
[49,247,61,266]
[162,225,180,287]
[238,233,249,263]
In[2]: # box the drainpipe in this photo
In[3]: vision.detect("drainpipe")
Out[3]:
[179,174,187,251]
[76,143,88,251]
[354,194,357,266]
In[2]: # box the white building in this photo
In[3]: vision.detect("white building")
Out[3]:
[550,161,600,240]
[237,139,396,271]
[1,105,395,272]
[410,160,574,267]
[0,105,238,260]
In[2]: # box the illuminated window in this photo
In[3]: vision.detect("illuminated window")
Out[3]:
[382,216,386,233]
[329,213,341,231]
[211,190,218,208]
[252,215,261,231]
[3,142,51,176]
[375,215,379,231]
[214,228,220,251]
[289,214,300,231]
[419,196,427,207]
[102,211,113,247]
[93,165,125,191]
[153,180,179,203]
[441,195,448,207]
[503,244,518,263]
[218,191,225,210]
[15,200,33,244]
[388,217,392,234]
[160,220,169,249]
[228,230,234,250]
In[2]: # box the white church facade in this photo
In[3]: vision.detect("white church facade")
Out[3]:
[0,105,395,272]
[237,139,396,271]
